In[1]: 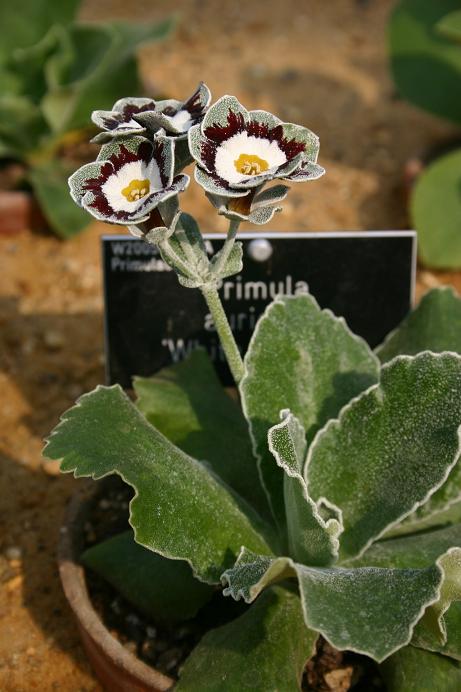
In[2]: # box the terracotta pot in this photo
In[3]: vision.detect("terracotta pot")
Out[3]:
[0,189,46,235]
[58,480,174,692]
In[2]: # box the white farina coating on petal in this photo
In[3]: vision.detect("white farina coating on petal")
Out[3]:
[168,109,192,130]
[214,132,287,184]
[101,159,162,212]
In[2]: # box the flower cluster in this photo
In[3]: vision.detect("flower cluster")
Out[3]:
[69,83,325,256]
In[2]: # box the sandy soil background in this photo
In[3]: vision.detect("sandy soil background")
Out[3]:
[0,1,460,689]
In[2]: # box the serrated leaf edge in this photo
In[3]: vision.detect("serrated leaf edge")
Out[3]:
[304,351,461,561]
[222,546,452,663]
[267,411,343,561]
[43,384,268,585]
[240,293,380,524]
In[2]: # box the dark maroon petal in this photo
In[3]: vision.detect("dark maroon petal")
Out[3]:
[247,120,305,160]
[207,170,232,191]
[121,102,156,121]
[82,161,114,193]
[182,86,207,122]
[106,143,152,171]
[204,109,246,143]
[101,114,124,130]
[200,137,218,172]
[152,138,169,187]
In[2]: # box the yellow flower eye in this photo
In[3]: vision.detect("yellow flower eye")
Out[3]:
[122,179,151,202]
[234,154,269,176]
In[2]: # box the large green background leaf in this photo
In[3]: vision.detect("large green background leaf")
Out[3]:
[41,19,174,133]
[410,149,461,269]
[81,530,214,622]
[306,352,461,560]
[381,645,461,692]
[241,294,379,530]
[28,160,91,238]
[377,287,461,362]
[44,385,272,583]
[0,0,79,61]
[389,0,461,124]
[176,586,317,692]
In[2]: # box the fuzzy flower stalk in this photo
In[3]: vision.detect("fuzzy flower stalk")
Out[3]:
[69,84,324,383]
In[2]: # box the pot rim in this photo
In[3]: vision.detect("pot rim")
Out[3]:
[58,478,174,691]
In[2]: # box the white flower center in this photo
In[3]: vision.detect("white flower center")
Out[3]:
[101,160,162,212]
[214,132,286,184]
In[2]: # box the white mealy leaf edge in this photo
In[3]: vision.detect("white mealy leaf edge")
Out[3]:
[239,293,381,518]
[304,350,461,561]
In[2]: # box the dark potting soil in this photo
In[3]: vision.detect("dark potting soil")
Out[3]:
[83,479,385,690]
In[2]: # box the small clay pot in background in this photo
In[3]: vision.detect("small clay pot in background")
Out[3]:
[0,190,46,235]
[58,481,174,692]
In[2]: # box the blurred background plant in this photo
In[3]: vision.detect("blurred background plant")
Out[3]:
[389,0,461,269]
[0,0,173,238]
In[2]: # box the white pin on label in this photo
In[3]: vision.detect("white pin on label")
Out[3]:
[247,238,273,262]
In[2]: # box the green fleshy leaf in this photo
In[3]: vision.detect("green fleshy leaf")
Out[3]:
[222,549,442,662]
[413,549,461,652]
[386,499,461,538]
[133,349,269,519]
[306,352,461,560]
[0,0,79,60]
[42,19,173,133]
[81,530,214,622]
[240,294,379,529]
[388,0,461,125]
[443,603,461,660]
[0,95,48,157]
[377,287,461,363]
[176,586,317,692]
[268,412,340,565]
[411,149,461,269]
[351,524,461,569]
[28,161,90,238]
[437,10,461,43]
[349,530,461,657]
[43,385,272,584]
[380,645,461,692]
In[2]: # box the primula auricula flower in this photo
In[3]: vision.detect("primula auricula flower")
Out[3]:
[188,95,325,223]
[68,136,189,225]
[91,82,211,144]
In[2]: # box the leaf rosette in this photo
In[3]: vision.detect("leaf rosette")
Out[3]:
[44,289,461,689]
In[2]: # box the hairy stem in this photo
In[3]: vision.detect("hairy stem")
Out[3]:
[201,285,244,384]
[212,218,240,277]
